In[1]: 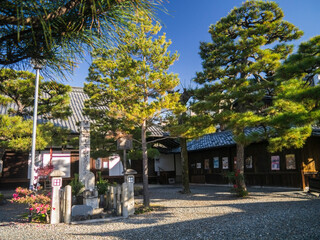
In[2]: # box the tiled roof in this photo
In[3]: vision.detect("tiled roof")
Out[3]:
[0,86,89,133]
[312,127,320,136]
[52,87,90,133]
[172,127,320,153]
[0,87,169,136]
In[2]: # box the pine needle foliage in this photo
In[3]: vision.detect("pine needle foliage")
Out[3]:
[0,0,163,77]
[85,13,184,207]
[193,0,302,191]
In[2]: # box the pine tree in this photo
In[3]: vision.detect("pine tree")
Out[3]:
[267,36,320,151]
[85,13,184,207]
[167,88,215,194]
[0,0,162,76]
[0,68,72,150]
[193,0,302,192]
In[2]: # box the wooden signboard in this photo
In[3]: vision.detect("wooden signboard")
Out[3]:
[302,158,316,172]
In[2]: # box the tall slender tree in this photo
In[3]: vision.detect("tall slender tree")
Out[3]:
[85,13,184,207]
[167,88,215,194]
[193,0,302,192]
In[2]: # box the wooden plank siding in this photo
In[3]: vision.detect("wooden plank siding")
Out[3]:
[188,136,320,189]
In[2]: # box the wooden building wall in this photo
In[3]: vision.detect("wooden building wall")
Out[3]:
[0,150,152,188]
[188,136,320,189]
[0,150,80,188]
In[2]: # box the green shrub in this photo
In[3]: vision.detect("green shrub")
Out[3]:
[96,171,110,195]
[70,173,84,196]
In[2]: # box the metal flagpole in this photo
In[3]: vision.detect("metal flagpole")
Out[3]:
[29,61,42,190]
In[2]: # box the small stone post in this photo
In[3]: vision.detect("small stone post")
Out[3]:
[50,170,65,224]
[64,185,72,224]
[112,186,117,210]
[122,169,137,218]
[116,185,122,216]
[106,185,111,209]
[60,188,65,223]
[109,186,114,210]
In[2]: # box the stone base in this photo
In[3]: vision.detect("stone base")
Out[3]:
[84,197,99,209]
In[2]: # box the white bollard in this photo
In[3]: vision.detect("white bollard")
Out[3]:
[50,170,65,224]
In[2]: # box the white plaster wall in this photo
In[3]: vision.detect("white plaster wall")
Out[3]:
[174,153,182,175]
[154,153,175,172]
[175,153,182,183]
[109,154,124,176]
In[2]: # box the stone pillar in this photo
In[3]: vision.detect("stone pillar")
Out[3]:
[50,170,65,224]
[64,185,72,224]
[79,121,90,184]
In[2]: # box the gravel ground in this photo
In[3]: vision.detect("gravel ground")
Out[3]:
[0,185,320,240]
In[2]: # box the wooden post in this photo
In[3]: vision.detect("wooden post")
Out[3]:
[301,170,306,190]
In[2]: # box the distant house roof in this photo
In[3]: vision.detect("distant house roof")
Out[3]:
[172,127,320,153]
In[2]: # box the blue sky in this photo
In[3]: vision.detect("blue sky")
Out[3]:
[69,0,320,88]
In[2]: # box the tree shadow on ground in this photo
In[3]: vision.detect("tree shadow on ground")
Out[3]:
[146,185,315,204]
[70,197,320,240]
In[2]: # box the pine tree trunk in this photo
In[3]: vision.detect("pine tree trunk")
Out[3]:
[141,120,150,207]
[180,137,191,194]
[236,143,247,191]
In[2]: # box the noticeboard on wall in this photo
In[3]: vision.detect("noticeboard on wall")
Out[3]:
[213,157,219,169]
[271,155,280,170]
[204,159,210,170]
[286,154,296,170]
[196,162,202,169]
[222,157,229,169]
[245,156,253,169]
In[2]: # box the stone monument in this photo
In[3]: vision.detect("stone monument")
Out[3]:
[83,171,99,209]
[79,120,90,184]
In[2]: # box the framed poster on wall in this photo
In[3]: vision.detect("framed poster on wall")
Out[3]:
[286,154,296,170]
[271,155,280,170]
[196,162,202,169]
[222,157,229,169]
[213,157,219,168]
[204,159,209,170]
[245,156,253,168]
